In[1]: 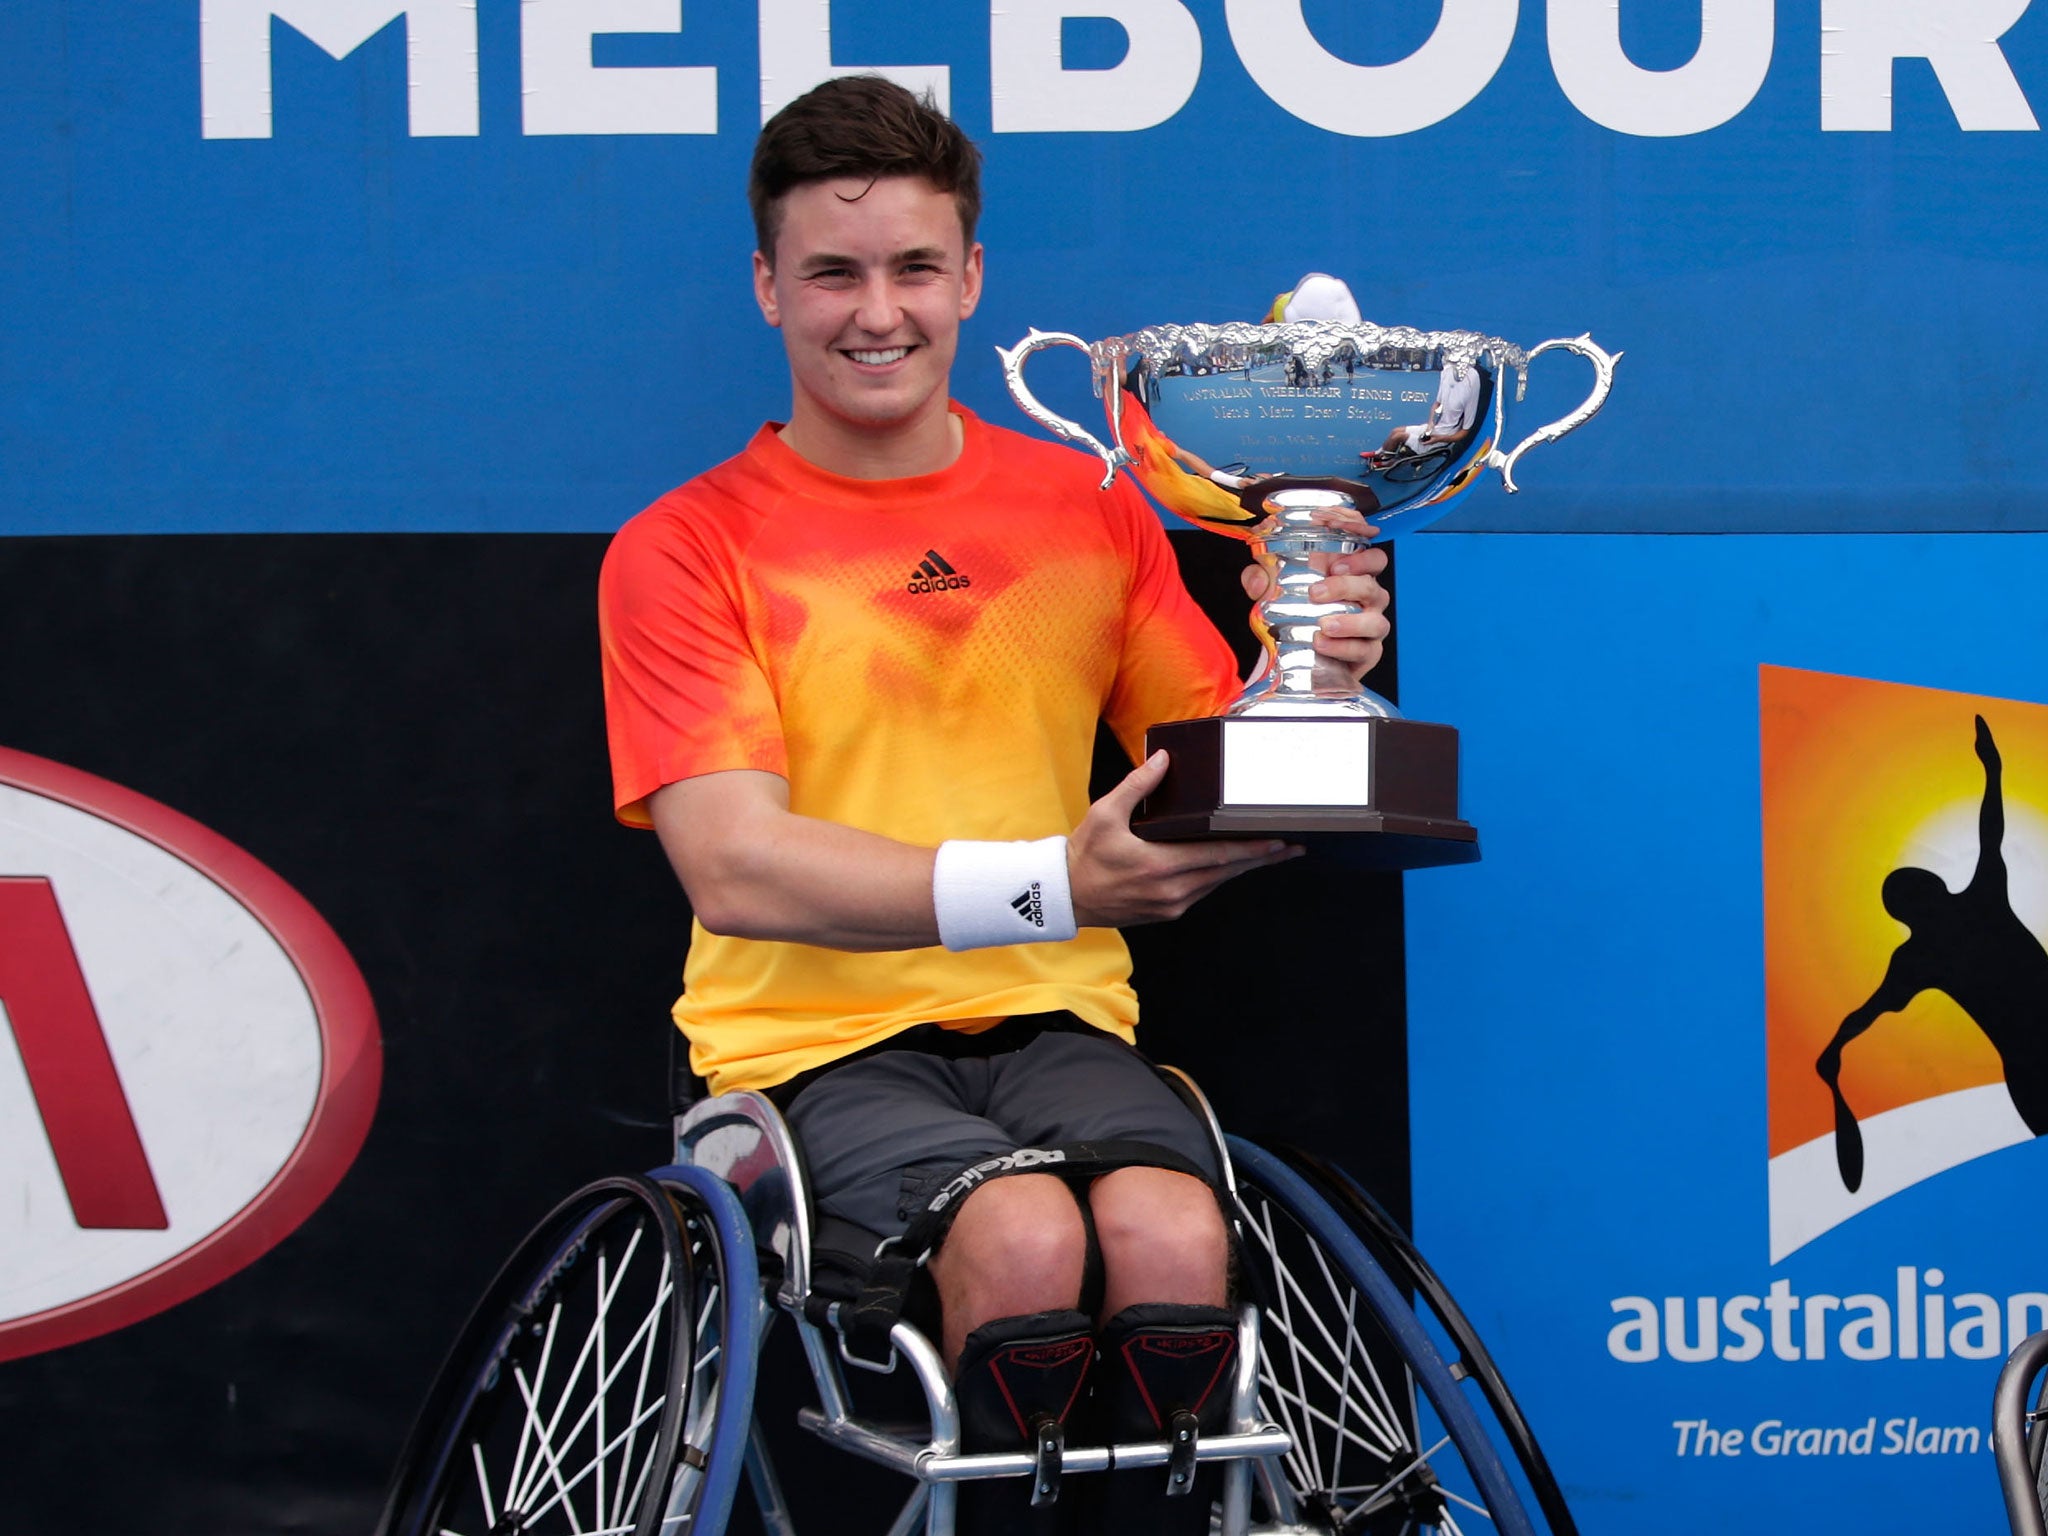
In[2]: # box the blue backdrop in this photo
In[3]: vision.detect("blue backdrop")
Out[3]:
[6,1,2048,533]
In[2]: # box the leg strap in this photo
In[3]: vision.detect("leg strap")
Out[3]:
[954,1309,1095,1533]
[1097,1303,1238,1440]
[1095,1303,1238,1509]
[955,1308,1096,1453]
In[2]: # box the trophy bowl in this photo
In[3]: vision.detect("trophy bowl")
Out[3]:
[1000,316,1619,865]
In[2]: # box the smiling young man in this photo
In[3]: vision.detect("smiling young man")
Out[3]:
[598,76,1391,1534]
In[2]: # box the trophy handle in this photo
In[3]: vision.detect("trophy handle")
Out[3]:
[1488,333,1623,494]
[997,328,1131,491]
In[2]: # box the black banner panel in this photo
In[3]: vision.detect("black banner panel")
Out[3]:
[0,532,1407,1533]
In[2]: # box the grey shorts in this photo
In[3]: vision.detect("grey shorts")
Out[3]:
[780,1019,1224,1243]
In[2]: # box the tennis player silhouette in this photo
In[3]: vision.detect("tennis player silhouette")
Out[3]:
[1816,715,2048,1192]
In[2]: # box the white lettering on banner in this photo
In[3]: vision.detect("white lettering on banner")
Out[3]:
[1548,0,1774,136]
[200,0,478,138]
[1821,0,2040,131]
[1222,0,1518,137]
[990,1,1203,134]
[1672,1417,1983,1456]
[520,0,716,135]
[757,0,949,124]
[197,0,2048,140]
[1608,1266,2048,1362]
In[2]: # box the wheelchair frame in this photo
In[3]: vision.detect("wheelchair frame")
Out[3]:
[377,1067,1574,1536]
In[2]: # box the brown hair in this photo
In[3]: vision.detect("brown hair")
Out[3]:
[749,76,983,262]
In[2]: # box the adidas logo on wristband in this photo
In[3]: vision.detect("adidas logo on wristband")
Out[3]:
[933,838,1074,951]
[1010,883,1046,927]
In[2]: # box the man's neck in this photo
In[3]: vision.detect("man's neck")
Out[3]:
[777,401,965,481]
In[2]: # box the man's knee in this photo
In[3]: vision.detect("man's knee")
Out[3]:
[931,1173,1090,1356]
[945,1172,1089,1273]
[1091,1166,1229,1302]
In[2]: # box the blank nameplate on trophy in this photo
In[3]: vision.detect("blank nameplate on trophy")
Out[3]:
[1221,719,1371,807]
[1133,714,1480,868]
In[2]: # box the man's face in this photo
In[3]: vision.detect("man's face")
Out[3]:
[753,175,984,447]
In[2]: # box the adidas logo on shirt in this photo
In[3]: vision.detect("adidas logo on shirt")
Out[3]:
[1011,883,1045,928]
[907,549,972,593]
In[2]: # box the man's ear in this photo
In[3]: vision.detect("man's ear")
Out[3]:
[753,250,780,327]
[959,241,985,320]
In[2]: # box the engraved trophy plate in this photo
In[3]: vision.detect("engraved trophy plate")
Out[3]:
[1001,306,1619,867]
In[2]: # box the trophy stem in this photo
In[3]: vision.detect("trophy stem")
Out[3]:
[1230,486,1397,719]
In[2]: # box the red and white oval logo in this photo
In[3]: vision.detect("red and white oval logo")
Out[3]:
[0,746,380,1362]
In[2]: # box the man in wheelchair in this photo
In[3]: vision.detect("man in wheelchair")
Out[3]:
[596,76,1391,1534]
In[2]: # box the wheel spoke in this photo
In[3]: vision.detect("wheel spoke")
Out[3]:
[513,1392,672,1530]
[1339,1434,1454,1530]
[1256,1366,1316,1493]
[1246,1195,1327,1495]
[1257,1293,1406,1460]
[1263,1366,1403,1469]
[522,1260,675,1517]
[1306,1228,1414,1456]
[1264,1202,1412,1457]
[597,1248,609,1533]
[610,1251,675,1530]
[614,1399,667,1535]
[514,1223,650,1516]
[471,1441,496,1530]
[507,1299,565,1508]
[1440,1485,1494,1521]
[512,1360,589,1534]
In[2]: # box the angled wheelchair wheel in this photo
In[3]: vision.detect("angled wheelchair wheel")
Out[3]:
[1382,446,1453,484]
[377,1168,759,1536]
[1226,1138,1542,1536]
[648,1164,762,1536]
[1272,1145,1577,1536]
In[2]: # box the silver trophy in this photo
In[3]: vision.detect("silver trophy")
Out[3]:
[1001,316,1619,866]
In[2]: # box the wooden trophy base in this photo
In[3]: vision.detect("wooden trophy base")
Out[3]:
[1133,714,1480,870]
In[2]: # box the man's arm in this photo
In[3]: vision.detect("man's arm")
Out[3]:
[651,755,1299,950]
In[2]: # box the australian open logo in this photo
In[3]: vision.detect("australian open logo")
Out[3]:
[1762,666,2048,1261]
[1606,668,2048,1373]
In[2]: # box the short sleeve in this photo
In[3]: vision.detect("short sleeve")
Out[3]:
[1099,477,1242,764]
[598,501,789,827]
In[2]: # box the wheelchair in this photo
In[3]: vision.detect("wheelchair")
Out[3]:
[1996,1328,2048,1535]
[375,1058,1577,1536]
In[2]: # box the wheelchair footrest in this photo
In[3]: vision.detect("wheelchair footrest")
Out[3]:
[902,1424,1293,1482]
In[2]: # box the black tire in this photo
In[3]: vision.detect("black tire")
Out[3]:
[1226,1139,1541,1536]
[377,1174,698,1536]
[1272,1145,1578,1536]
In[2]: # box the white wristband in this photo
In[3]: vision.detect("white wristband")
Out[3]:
[932,836,1079,951]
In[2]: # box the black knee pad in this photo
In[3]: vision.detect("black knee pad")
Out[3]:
[1096,1302,1238,1440]
[954,1308,1096,1452]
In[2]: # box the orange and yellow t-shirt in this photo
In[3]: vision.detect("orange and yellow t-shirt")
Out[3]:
[598,406,1241,1094]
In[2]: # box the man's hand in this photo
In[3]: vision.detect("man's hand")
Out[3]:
[1067,751,1300,927]
[1239,510,1391,681]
